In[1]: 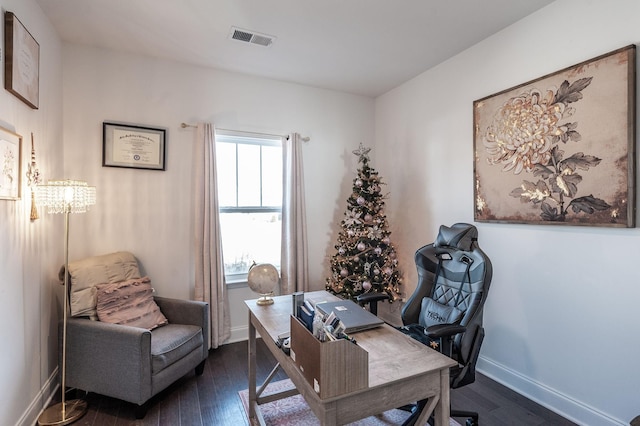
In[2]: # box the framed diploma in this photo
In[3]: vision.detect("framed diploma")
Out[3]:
[4,12,40,109]
[103,122,166,170]
[0,125,23,200]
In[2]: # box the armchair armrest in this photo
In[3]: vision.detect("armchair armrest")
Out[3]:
[154,296,210,351]
[64,318,152,405]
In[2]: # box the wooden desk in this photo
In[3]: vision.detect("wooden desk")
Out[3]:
[246,291,457,426]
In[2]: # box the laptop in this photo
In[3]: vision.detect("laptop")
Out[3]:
[315,299,384,334]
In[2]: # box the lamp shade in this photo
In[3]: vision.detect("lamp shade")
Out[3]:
[38,180,96,214]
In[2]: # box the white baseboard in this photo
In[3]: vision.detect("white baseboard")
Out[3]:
[227,325,249,344]
[17,368,59,426]
[477,356,626,426]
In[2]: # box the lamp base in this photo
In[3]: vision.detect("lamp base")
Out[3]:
[38,400,87,425]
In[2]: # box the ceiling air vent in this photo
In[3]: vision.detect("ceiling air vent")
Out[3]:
[229,27,275,47]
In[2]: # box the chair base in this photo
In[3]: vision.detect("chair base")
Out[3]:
[452,409,479,426]
[399,401,479,426]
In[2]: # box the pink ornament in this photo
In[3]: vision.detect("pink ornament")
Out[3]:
[353,256,360,263]
[382,237,390,244]
[357,197,365,205]
[374,247,382,255]
[357,242,366,251]
[384,267,392,275]
[363,281,372,291]
[340,268,349,277]
[364,214,372,222]
[338,248,345,255]
[355,179,363,187]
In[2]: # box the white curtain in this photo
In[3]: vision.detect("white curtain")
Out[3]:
[281,133,309,294]
[194,123,230,348]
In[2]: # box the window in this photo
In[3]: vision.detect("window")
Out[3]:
[215,130,283,282]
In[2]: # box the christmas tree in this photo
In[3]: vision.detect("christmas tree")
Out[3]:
[326,144,402,302]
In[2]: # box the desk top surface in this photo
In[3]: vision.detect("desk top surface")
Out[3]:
[246,290,456,388]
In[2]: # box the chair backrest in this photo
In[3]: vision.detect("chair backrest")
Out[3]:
[401,223,492,386]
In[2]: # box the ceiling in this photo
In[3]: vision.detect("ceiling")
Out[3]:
[35,0,555,97]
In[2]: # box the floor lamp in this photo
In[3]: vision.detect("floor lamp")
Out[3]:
[37,180,96,426]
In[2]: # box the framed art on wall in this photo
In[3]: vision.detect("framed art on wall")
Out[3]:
[4,11,40,109]
[103,122,166,170]
[0,126,23,200]
[473,45,636,228]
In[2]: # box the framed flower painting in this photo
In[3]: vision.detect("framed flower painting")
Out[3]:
[0,126,22,200]
[473,45,635,227]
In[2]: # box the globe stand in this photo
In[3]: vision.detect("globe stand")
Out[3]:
[256,292,275,306]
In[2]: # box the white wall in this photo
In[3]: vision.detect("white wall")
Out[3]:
[61,45,375,342]
[0,1,64,425]
[10,1,640,425]
[375,1,640,425]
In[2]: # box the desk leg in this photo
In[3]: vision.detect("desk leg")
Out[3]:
[315,401,338,426]
[248,313,257,420]
[433,368,451,426]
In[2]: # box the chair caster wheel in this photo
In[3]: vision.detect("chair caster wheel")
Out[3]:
[466,419,478,426]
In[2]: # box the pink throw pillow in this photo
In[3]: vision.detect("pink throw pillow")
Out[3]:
[96,277,168,330]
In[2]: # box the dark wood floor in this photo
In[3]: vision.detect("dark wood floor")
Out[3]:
[52,339,576,426]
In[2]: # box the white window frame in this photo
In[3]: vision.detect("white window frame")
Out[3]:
[215,130,283,284]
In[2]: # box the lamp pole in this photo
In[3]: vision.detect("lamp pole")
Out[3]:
[37,181,94,426]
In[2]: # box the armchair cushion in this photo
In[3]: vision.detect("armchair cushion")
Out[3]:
[151,324,203,374]
[96,277,168,330]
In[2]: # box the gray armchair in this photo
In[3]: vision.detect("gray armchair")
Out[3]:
[59,252,210,418]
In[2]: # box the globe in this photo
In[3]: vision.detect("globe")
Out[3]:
[247,263,279,305]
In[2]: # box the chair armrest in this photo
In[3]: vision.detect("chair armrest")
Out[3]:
[356,292,390,304]
[356,292,390,316]
[425,323,466,339]
[154,296,210,350]
[64,318,152,404]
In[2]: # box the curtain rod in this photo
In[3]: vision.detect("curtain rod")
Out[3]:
[180,123,310,142]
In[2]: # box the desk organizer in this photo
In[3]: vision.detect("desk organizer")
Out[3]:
[290,315,368,399]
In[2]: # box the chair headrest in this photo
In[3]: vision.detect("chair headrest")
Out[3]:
[434,223,478,251]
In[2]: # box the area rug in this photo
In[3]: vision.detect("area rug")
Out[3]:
[238,379,461,426]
